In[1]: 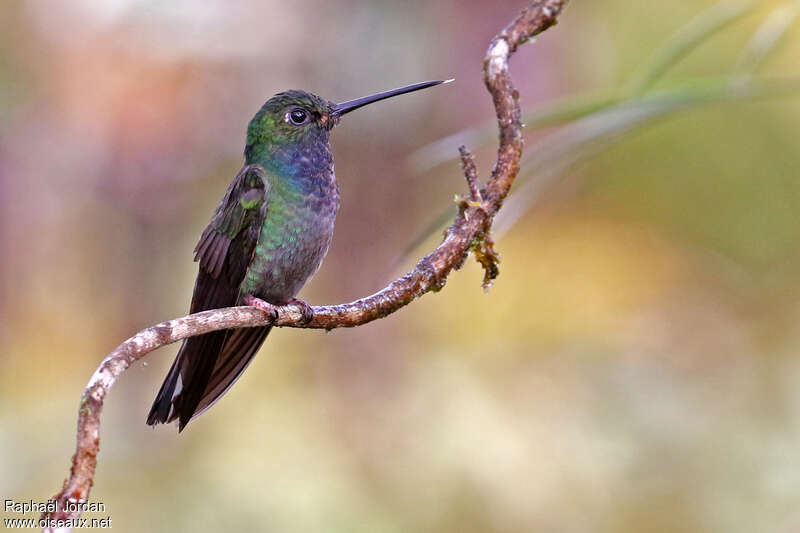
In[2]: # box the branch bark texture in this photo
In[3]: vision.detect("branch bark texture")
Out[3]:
[42,2,568,530]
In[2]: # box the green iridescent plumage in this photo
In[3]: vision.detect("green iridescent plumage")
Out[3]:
[147,80,450,431]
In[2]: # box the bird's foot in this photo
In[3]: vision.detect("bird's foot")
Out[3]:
[287,298,314,325]
[243,295,279,323]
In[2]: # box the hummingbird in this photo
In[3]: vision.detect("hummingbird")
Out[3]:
[147,79,451,431]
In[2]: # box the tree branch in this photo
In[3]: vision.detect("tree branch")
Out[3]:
[41,2,568,530]
[458,145,483,203]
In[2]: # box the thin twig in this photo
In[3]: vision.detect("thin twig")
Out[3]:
[459,145,482,203]
[41,2,568,531]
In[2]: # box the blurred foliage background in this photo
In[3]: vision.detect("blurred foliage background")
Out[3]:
[3,1,800,531]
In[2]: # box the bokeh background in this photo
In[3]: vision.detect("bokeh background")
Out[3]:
[3,1,800,531]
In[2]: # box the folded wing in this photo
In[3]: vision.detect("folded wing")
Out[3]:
[147,164,270,431]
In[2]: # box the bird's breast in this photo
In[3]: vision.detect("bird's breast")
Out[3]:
[240,179,339,303]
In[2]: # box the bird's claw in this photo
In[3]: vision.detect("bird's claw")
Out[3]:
[243,295,279,322]
[287,298,314,324]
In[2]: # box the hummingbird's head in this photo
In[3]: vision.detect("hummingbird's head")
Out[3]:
[245,90,336,162]
[245,80,452,163]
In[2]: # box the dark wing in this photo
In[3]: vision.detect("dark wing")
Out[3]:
[147,164,269,430]
[193,164,270,291]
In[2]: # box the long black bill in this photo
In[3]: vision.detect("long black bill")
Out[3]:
[332,79,453,116]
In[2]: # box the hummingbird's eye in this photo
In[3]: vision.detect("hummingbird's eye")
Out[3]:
[287,108,309,125]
